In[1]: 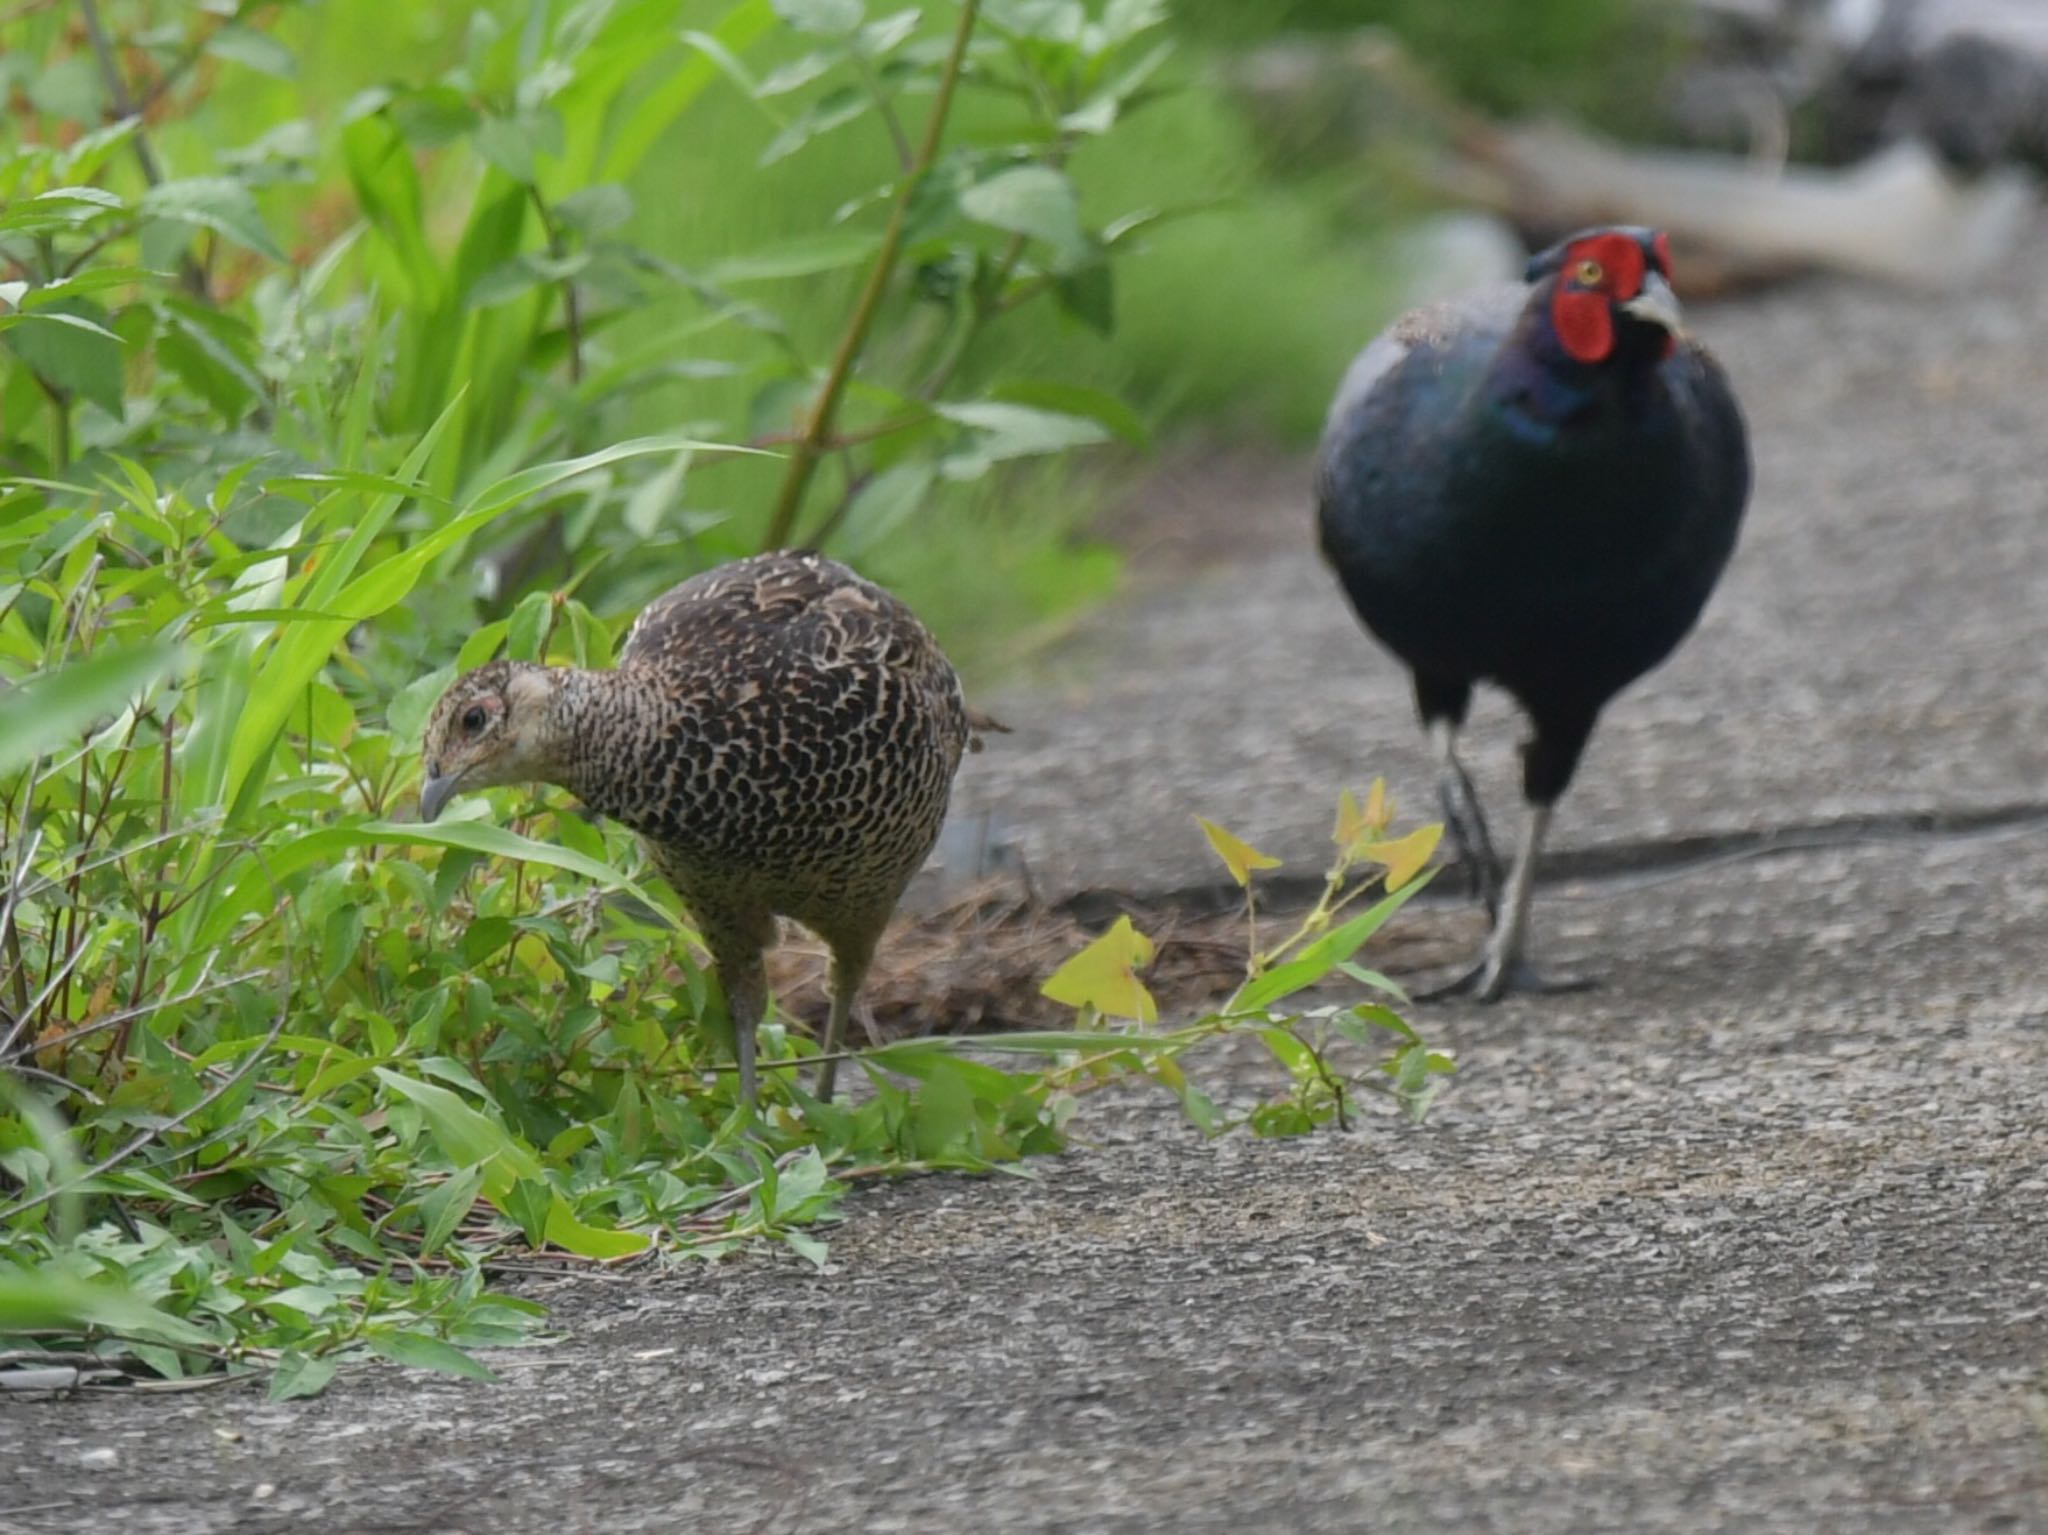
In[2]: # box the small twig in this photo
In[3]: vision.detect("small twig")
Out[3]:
[850,48,915,173]
[761,0,981,550]
[0,964,279,1224]
[33,373,71,470]
[528,189,585,385]
[76,0,211,298]
[78,0,164,187]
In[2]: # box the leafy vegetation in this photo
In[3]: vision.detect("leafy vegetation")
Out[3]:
[1,0,1449,1397]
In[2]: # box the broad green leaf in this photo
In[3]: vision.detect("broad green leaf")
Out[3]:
[984,0,1084,42]
[0,1264,217,1349]
[140,178,285,260]
[364,1328,500,1382]
[0,187,124,237]
[475,109,565,184]
[836,461,935,557]
[1041,915,1157,1023]
[936,401,1110,478]
[375,1070,648,1259]
[988,380,1145,445]
[1197,817,1281,886]
[417,1164,487,1257]
[1290,881,1428,975]
[960,165,1090,263]
[268,1351,337,1401]
[599,0,778,183]
[2,297,125,415]
[206,25,296,77]
[772,0,864,35]
[0,643,185,777]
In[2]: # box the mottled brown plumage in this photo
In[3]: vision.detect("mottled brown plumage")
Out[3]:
[416,550,975,1105]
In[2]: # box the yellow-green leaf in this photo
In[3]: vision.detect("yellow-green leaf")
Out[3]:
[1359,823,1444,893]
[1197,817,1281,886]
[1335,779,1394,851]
[1041,915,1158,1024]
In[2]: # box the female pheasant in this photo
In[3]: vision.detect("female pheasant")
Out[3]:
[1316,226,1751,1000]
[416,551,976,1105]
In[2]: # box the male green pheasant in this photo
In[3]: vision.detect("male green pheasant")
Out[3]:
[417,550,976,1105]
[1316,226,1751,1000]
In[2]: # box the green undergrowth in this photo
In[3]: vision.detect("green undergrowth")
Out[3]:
[2,0,1452,1398]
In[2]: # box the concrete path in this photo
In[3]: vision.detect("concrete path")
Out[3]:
[8,255,2048,1532]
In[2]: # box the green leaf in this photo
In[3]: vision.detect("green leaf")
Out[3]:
[784,1230,830,1270]
[554,184,634,237]
[0,643,185,777]
[0,187,124,237]
[364,1328,500,1383]
[140,178,285,261]
[759,86,867,166]
[1054,262,1116,335]
[374,1070,648,1259]
[205,25,296,78]
[268,1351,337,1401]
[702,229,881,284]
[475,110,565,185]
[983,0,1084,42]
[772,0,864,35]
[388,664,455,745]
[936,401,1110,479]
[0,1264,217,1349]
[989,381,1145,445]
[959,166,1089,263]
[1,298,125,415]
[836,461,935,557]
[417,1164,487,1257]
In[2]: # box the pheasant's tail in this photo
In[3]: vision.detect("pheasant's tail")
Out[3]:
[965,707,1012,754]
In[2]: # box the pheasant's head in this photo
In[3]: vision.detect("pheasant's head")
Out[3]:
[417,660,560,822]
[1525,226,1684,367]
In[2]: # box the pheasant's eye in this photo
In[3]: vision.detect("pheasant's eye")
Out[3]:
[1574,259,1605,287]
[460,704,488,734]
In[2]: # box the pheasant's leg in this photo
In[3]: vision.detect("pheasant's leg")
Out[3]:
[1429,717,1502,920]
[1415,676,1499,918]
[1419,803,1589,1000]
[703,917,773,1109]
[1420,707,1598,1003]
[813,937,876,1104]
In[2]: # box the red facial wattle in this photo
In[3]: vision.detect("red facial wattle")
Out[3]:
[1549,232,1652,365]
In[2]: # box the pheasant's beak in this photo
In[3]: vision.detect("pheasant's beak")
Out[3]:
[1622,271,1685,337]
[418,771,461,824]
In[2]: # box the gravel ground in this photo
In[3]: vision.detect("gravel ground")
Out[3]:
[7,248,2048,1532]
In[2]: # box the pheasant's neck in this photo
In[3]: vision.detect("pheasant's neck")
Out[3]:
[535,666,650,825]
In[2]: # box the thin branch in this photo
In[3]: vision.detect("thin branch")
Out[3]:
[850,49,914,173]
[528,189,585,385]
[77,0,164,187]
[76,0,211,299]
[760,0,981,550]
[0,963,286,1224]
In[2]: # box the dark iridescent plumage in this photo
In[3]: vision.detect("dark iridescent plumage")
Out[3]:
[417,550,973,1103]
[1316,226,1751,998]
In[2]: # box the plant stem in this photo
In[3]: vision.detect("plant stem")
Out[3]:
[528,189,585,384]
[77,0,210,299]
[78,0,163,187]
[759,0,980,551]
[850,49,914,173]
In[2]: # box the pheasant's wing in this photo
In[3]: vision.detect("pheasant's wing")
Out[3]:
[620,551,962,720]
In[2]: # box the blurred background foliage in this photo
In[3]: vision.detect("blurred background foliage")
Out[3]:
[2,0,1667,671]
